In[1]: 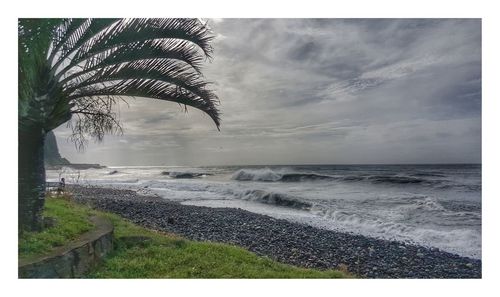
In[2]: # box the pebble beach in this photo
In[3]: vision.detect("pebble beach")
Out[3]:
[70,185,481,278]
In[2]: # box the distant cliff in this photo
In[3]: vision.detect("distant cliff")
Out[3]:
[44,131,70,166]
[44,131,105,169]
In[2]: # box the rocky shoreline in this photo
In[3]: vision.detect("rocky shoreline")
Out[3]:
[69,185,481,278]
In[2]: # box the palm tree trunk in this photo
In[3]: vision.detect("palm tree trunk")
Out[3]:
[18,126,46,232]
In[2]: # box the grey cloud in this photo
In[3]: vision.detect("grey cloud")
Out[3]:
[54,19,481,166]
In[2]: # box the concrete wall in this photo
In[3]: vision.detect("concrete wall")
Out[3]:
[19,216,113,278]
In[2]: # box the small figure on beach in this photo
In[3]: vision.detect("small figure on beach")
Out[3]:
[58,178,65,193]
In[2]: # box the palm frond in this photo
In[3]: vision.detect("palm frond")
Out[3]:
[63,58,214,100]
[59,38,206,85]
[54,18,213,81]
[68,77,220,128]
[49,19,121,74]
[20,18,221,146]
[47,18,87,64]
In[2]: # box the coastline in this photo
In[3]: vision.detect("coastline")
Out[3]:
[69,185,481,278]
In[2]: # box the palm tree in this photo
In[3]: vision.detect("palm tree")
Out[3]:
[18,18,220,232]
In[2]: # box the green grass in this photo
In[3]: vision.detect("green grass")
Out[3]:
[90,212,349,278]
[18,194,96,259]
[20,194,350,278]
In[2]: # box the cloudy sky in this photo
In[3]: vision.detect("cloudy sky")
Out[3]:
[54,19,481,166]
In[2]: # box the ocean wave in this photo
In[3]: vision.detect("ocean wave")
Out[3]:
[340,175,366,181]
[439,200,482,212]
[231,168,334,182]
[230,168,451,187]
[311,206,481,259]
[435,183,481,192]
[411,172,446,177]
[411,197,445,211]
[367,175,426,184]
[281,173,334,182]
[161,171,212,179]
[235,189,313,210]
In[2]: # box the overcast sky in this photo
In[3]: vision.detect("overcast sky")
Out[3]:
[54,19,481,166]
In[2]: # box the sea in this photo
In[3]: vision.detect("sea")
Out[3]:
[46,164,481,259]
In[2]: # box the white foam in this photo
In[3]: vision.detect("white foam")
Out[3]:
[231,168,283,181]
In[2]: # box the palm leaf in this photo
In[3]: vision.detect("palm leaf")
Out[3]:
[68,77,220,129]
[59,38,206,85]
[53,18,213,81]
[49,19,121,74]
[19,18,221,141]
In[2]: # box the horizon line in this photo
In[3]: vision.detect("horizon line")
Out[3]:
[101,162,482,168]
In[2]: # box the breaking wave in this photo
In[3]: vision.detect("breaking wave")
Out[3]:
[231,168,443,186]
[231,168,334,182]
[233,189,313,210]
[309,203,481,259]
[410,197,445,211]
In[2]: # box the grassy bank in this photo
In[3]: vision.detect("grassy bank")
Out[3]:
[18,194,95,259]
[20,194,349,278]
